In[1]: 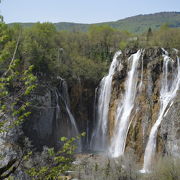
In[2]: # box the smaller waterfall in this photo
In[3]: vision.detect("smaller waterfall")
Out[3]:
[90,51,122,151]
[109,50,142,158]
[56,80,82,151]
[141,51,180,173]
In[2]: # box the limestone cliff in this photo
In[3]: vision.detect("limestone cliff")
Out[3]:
[22,77,96,151]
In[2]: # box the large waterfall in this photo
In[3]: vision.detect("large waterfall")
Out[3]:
[90,48,180,169]
[141,50,180,173]
[109,50,142,157]
[90,51,122,151]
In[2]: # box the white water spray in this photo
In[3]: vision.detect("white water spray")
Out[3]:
[90,51,122,151]
[141,51,180,173]
[109,50,142,157]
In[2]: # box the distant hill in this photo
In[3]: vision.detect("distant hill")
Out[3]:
[9,12,180,34]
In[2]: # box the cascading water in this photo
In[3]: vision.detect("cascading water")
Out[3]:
[109,50,142,157]
[90,51,122,151]
[56,79,82,151]
[90,48,179,169]
[141,50,180,173]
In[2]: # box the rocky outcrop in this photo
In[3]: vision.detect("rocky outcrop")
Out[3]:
[22,77,97,151]
[160,90,180,156]
[69,78,97,149]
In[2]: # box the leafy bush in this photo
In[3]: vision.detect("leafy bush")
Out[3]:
[26,133,85,180]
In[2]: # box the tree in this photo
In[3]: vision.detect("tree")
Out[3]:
[0,21,84,180]
[0,21,84,179]
[21,22,57,75]
[88,25,115,61]
[150,25,180,49]
[0,18,37,179]
[147,27,153,41]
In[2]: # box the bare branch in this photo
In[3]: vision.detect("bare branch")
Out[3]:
[3,30,22,76]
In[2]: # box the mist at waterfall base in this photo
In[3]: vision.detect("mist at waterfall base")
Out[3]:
[90,48,180,173]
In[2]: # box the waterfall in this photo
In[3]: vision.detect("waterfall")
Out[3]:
[141,51,180,173]
[90,51,122,151]
[90,48,179,164]
[109,50,142,157]
[56,79,82,151]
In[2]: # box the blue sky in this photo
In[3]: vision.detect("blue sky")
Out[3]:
[1,0,180,24]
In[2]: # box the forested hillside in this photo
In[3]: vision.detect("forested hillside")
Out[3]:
[2,21,180,82]
[9,12,180,34]
[104,12,180,33]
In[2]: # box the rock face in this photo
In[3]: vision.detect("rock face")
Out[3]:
[23,79,78,150]
[22,77,96,151]
[69,78,97,149]
[160,91,180,156]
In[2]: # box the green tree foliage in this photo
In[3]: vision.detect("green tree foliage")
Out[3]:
[88,25,115,61]
[0,62,37,132]
[0,21,15,73]
[0,19,37,179]
[21,22,57,74]
[146,27,153,41]
[5,21,179,83]
[27,133,85,180]
[144,24,180,49]
[17,23,129,82]
[0,20,37,132]
[88,25,130,61]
